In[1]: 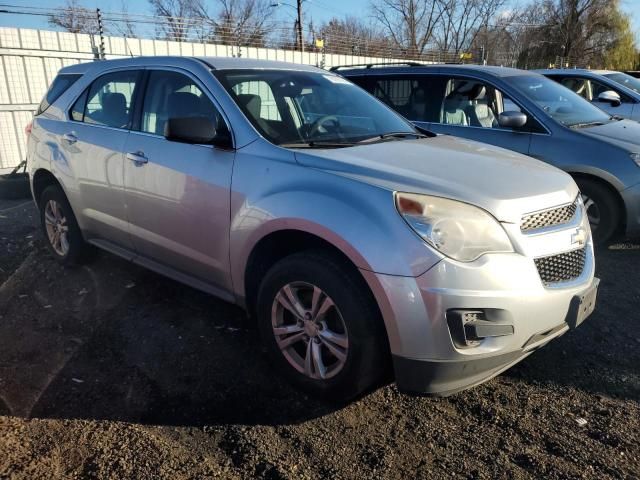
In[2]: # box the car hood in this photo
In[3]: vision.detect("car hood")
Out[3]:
[294,135,578,224]
[578,119,640,151]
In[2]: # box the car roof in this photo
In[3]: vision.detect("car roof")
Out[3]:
[337,63,537,78]
[58,56,325,75]
[534,68,616,76]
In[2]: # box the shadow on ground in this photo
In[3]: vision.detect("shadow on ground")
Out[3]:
[0,245,343,427]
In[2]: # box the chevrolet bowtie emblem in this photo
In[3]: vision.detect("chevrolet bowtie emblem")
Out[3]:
[571,227,587,246]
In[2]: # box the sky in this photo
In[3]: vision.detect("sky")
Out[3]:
[1,0,639,42]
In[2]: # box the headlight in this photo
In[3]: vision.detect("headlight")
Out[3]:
[631,153,640,167]
[395,192,514,262]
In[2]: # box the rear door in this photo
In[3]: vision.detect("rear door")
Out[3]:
[364,74,445,132]
[63,69,141,252]
[123,68,235,292]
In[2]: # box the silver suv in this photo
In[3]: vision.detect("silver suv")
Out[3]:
[27,57,598,400]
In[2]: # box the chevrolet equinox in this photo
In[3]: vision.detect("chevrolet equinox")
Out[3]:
[27,57,598,400]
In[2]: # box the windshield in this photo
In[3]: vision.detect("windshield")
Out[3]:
[510,75,612,127]
[214,69,417,146]
[604,72,640,94]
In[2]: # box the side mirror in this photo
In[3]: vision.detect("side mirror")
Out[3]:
[597,90,621,107]
[164,116,220,145]
[498,111,527,129]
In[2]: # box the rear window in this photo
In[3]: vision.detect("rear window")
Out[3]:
[37,74,82,115]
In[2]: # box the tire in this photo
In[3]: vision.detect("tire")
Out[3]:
[256,250,389,401]
[0,173,31,200]
[575,178,620,245]
[38,185,95,265]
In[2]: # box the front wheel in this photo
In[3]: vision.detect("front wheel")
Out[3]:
[256,251,388,401]
[576,178,620,245]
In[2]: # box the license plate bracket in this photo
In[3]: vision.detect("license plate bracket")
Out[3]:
[566,278,599,329]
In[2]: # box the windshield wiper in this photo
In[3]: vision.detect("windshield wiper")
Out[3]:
[279,141,355,149]
[355,131,430,144]
[568,121,606,129]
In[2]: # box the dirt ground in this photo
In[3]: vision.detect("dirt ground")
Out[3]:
[0,197,639,480]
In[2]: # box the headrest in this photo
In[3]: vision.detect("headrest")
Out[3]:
[467,84,486,100]
[103,92,126,112]
[168,92,202,118]
[237,94,262,119]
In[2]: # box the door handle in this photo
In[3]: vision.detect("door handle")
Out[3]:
[62,132,77,144]
[126,151,148,165]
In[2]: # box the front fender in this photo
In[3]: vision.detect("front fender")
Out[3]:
[560,164,628,191]
[228,150,441,301]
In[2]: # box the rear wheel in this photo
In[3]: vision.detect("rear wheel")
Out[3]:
[576,178,620,245]
[39,185,94,265]
[256,251,388,401]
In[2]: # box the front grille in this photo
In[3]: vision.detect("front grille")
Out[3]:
[521,200,578,232]
[534,247,586,285]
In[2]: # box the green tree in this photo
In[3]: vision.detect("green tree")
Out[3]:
[605,13,638,70]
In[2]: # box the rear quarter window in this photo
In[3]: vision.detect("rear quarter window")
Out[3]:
[37,73,82,115]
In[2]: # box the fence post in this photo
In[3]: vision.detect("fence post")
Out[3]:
[96,9,105,59]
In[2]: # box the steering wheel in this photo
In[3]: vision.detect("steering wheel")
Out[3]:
[308,115,341,138]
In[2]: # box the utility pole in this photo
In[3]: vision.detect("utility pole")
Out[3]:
[96,8,105,59]
[296,0,303,53]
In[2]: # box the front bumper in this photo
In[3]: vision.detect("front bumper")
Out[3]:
[393,277,598,395]
[622,181,640,236]
[361,241,596,396]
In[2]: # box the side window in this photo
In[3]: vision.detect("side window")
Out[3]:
[369,76,446,122]
[502,96,521,113]
[559,77,589,99]
[140,70,228,138]
[437,77,545,133]
[82,71,139,129]
[498,92,546,134]
[37,73,81,115]
[589,79,631,103]
[439,78,495,127]
[372,77,414,113]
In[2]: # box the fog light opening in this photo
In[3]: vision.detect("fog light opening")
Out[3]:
[446,309,514,349]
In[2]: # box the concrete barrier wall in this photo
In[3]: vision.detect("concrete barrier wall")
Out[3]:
[0,27,413,170]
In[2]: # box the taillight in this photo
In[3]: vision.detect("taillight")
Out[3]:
[25,121,32,136]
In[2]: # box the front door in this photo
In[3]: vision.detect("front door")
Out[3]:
[425,76,534,156]
[587,78,635,119]
[123,69,235,291]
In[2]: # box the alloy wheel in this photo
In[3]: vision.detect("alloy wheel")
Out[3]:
[44,199,70,256]
[582,193,601,232]
[271,281,348,380]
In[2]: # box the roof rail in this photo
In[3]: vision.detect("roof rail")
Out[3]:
[329,62,425,71]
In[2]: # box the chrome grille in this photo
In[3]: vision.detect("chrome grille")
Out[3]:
[534,248,586,285]
[521,201,578,232]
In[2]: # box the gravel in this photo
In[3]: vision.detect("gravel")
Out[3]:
[1,199,639,479]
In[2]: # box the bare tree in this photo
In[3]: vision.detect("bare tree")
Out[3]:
[49,0,97,34]
[371,0,446,57]
[148,0,199,41]
[119,0,138,38]
[434,0,507,55]
[192,0,273,47]
[318,16,392,56]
